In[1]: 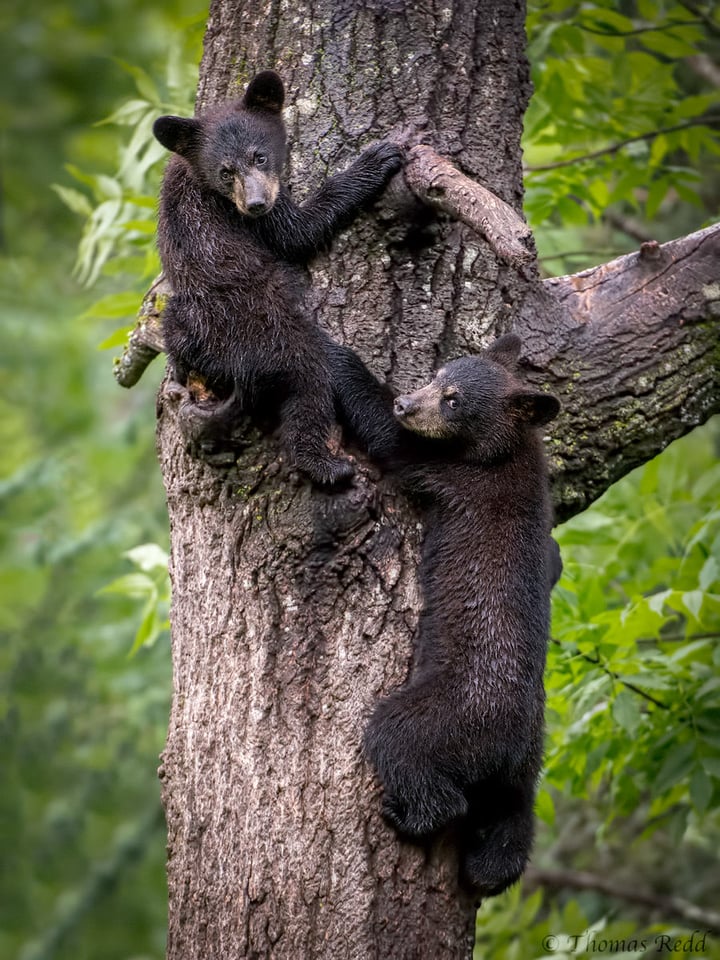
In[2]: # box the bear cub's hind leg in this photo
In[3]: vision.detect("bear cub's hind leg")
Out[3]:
[364,685,469,838]
[280,376,355,486]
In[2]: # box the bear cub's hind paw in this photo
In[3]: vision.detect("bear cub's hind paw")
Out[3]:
[381,779,468,839]
[460,844,527,899]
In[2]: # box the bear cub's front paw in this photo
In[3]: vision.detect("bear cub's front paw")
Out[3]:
[360,141,405,180]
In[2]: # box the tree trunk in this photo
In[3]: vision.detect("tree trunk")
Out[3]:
[153,1,720,958]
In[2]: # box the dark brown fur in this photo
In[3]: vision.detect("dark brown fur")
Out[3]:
[153,71,403,485]
[330,335,560,896]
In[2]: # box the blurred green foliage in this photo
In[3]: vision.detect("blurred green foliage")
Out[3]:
[523,0,720,273]
[1,2,206,958]
[548,436,720,835]
[1,0,718,958]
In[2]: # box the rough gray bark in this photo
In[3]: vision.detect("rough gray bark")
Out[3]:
[516,225,720,520]
[147,1,720,959]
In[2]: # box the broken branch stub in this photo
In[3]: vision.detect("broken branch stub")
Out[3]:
[113,275,169,388]
[403,145,535,267]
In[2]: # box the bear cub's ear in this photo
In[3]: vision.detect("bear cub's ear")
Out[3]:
[508,390,560,427]
[243,71,285,114]
[153,116,202,157]
[486,333,522,371]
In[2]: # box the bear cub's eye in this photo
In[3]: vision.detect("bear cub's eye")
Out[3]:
[446,397,459,410]
[254,152,268,167]
[219,166,234,182]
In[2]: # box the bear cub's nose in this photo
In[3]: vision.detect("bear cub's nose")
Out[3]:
[394,395,415,417]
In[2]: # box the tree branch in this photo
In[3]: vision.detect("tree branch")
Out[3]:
[524,866,720,935]
[525,118,718,172]
[578,18,703,37]
[403,145,535,266]
[676,0,720,38]
[113,275,168,388]
[602,211,653,244]
[115,148,537,386]
[550,637,669,709]
[538,249,628,265]
[517,222,720,520]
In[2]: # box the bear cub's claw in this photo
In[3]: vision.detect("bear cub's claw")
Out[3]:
[297,453,355,488]
[360,141,405,180]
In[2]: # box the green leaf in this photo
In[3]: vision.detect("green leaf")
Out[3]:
[583,8,635,33]
[701,756,720,778]
[586,179,610,213]
[98,573,155,599]
[565,511,615,533]
[669,638,712,663]
[696,677,720,701]
[649,133,668,168]
[66,165,123,202]
[647,589,671,616]
[122,219,157,234]
[129,591,161,656]
[96,99,153,127]
[671,93,720,121]
[125,543,169,573]
[612,691,642,735]
[640,30,701,59]
[681,590,704,621]
[689,767,713,815]
[82,292,142,320]
[98,325,134,350]
[518,888,544,927]
[51,184,93,218]
[535,788,555,826]
[616,673,670,691]
[654,741,695,794]
[556,196,590,226]
[674,181,703,208]
[113,59,161,104]
[125,194,158,209]
[646,177,668,219]
[667,806,689,846]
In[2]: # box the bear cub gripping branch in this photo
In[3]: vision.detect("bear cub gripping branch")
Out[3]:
[152,70,402,485]
[331,335,560,896]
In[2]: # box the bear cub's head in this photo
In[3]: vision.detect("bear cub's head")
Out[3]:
[393,334,560,461]
[153,70,287,218]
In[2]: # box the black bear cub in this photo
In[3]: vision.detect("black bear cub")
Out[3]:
[152,70,402,485]
[332,334,559,896]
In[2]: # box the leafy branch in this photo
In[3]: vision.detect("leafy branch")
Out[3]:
[525,117,719,172]
[525,867,720,934]
[550,637,669,710]
[578,18,704,37]
[677,0,720,37]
